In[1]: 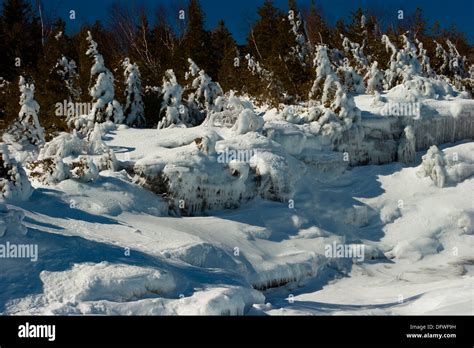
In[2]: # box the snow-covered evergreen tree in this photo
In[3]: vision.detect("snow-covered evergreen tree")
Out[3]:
[446,39,467,79]
[0,144,33,202]
[338,58,365,94]
[185,58,223,116]
[416,39,433,76]
[435,39,468,90]
[56,56,82,129]
[4,76,44,147]
[434,40,450,75]
[330,83,361,128]
[56,56,81,101]
[309,45,339,106]
[86,31,124,126]
[158,70,189,129]
[288,9,308,65]
[364,61,384,94]
[342,36,369,74]
[381,34,421,89]
[122,58,145,127]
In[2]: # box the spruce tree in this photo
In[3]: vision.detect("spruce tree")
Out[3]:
[180,0,212,78]
[211,20,241,92]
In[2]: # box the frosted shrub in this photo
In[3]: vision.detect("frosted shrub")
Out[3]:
[0,144,33,202]
[28,123,116,184]
[364,61,384,94]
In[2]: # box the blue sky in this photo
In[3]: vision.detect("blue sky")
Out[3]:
[39,0,474,44]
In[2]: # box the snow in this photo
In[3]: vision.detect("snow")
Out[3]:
[1,110,471,316]
[232,109,264,134]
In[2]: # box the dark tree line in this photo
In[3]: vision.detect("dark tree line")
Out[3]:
[0,0,472,138]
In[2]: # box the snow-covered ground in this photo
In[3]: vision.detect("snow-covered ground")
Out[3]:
[1,120,472,315]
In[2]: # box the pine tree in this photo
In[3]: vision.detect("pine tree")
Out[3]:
[304,0,332,46]
[245,0,307,102]
[35,19,76,137]
[211,20,241,92]
[180,0,213,78]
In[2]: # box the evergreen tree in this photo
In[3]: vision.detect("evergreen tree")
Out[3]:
[180,0,212,78]
[211,20,241,92]
[246,0,307,102]
[0,0,42,81]
[122,58,145,127]
[35,19,76,136]
[4,76,44,147]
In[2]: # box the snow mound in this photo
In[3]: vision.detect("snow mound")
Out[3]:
[386,76,456,102]
[131,129,299,215]
[457,212,474,234]
[162,242,244,271]
[40,262,176,304]
[232,109,264,135]
[386,237,442,260]
[37,262,264,315]
[76,285,264,316]
[57,171,167,216]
